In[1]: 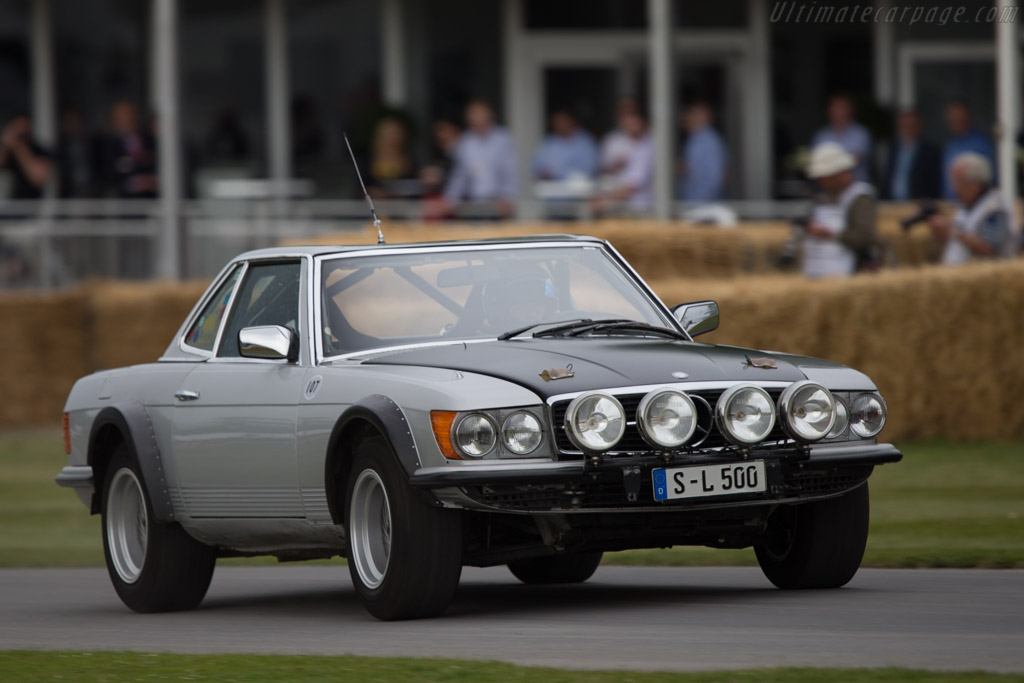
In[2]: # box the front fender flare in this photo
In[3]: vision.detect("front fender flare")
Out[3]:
[89,402,175,522]
[324,395,424,524]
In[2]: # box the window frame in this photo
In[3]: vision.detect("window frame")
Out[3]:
[213,258,305,362]
[178,262,248,359]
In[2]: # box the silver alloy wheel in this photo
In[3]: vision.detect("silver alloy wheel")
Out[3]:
[106,467,148,584]
[349,468,393,590]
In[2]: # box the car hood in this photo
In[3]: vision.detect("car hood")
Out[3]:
[360,338,808,400]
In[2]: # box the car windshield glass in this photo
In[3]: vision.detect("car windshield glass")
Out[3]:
[319,245,670,355]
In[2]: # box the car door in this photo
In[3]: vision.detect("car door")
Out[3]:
[172,258,308,519]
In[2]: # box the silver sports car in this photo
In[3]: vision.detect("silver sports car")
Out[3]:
[56,235,901,620]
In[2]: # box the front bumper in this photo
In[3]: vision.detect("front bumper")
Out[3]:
[410,442,902,513]
[55,465,94,492]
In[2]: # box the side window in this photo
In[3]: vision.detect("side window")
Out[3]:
[217,261,302,358]
[183,265,242,352]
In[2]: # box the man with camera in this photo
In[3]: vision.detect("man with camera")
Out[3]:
[927,152,1016,265]
[0,115,52,199]
[799,142,878,279]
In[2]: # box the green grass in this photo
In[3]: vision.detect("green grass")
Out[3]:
[1,652,1021,683]
[3,430,1022,569]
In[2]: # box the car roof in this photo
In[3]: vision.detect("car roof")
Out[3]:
[233,234,606,261]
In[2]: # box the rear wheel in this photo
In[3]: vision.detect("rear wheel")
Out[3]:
[755,483,869,590]
[101,445,216,612]
[508,552,603,585]
[345,437,462,620]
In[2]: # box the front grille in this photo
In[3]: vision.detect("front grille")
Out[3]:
[549,388,792,458]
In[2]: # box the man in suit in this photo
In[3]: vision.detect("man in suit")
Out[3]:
[883,109,942,201]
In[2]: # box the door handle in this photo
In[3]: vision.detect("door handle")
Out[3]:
[174,390,200,402]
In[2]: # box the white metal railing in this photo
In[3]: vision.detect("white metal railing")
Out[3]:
[0,198,815,290]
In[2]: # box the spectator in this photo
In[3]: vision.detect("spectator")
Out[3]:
[442,100,518,217]
[55,106,94,198]
[203,107,250,163]
[590,109,653,213]
[812,93,872,183]
[600,97,639,178]
[802,142,878,279]
[883,108,942,201]
[942,98,996,201]
[678,100,727,202]
[0,114,52,199]
[96,100,157,198]
[928,152,1016,265]
[532,108,598,182]
[367,117,416,198]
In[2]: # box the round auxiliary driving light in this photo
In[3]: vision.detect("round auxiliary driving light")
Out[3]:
[778,381,837,443]
[850,393,886,438]
[716,385,776,446]
[827,399,849,439]
[637,389,697,449]
[454,413,497,457]
[502,411,543,455]
[565,392,626,452]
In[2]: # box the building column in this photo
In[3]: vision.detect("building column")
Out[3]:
[503,0,531,219]
[872,0,895,106]
[648,0,675,219]
[743,0,772,199]
[29,0,56,149]
[265,0,291,189]
[381,0,407,106]
[153,0,181,280]
[995,0,1020,210]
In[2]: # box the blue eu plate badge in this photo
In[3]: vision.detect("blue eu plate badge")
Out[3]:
[653,469,668,501]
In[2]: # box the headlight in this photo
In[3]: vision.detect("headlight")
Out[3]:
[827,399,849,439]
[716,385,775,445]
[637,389,697,448]
[565,392,625,452]
[502,411,543,455]
[850,393,886,438]
[778,381,836,443]
[453,413,497,457]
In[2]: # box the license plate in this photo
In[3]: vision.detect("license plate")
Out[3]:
[652,461,767,501]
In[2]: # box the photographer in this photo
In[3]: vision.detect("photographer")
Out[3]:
[928,152,1016,265]
[0,115,53,199]
[801,142,878,279]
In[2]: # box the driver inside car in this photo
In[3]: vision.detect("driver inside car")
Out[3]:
[481,267,559,329]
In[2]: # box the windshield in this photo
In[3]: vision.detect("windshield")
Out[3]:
[318,245,671,355]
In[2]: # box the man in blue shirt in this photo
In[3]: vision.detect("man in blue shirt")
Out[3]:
[532,109,598,183]
[942,98,996,200]
[443,100,518,218]
[812,93,872,183]
[883,109,941,200]
[677,100,727,202]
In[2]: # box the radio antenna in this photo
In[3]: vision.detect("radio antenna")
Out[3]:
[344,133,385,245]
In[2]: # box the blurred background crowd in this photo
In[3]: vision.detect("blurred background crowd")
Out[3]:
[1,0,1023,286]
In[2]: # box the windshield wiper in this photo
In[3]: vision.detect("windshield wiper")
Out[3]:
[531,318,632,339]
[565,321,690,341]
[497,318,592,341]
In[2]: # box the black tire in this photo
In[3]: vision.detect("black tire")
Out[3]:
[755,482,870,590]
[345,436,462,620]
[101,445,216,613]
[508,552,603,585]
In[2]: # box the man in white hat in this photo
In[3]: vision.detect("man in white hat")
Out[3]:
[802,141,878,278]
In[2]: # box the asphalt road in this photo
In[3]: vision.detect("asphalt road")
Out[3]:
[1,566,1022,673]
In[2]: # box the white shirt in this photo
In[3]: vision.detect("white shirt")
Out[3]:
[943,187,1012,266]
[803,181,874,279]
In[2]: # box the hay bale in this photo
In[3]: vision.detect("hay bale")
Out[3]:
[0,289,89,426]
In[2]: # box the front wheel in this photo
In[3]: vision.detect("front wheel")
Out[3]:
[754,483,870,590]
[101,446,216,612]
[508,552,603,585]
[345,437,462,620]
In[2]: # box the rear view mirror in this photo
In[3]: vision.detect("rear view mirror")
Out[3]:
[238,325,298,361]
[671,301,719,337]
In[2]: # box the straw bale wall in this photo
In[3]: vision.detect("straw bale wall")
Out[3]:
[295,204,938,281]
[2,256,1022,443]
